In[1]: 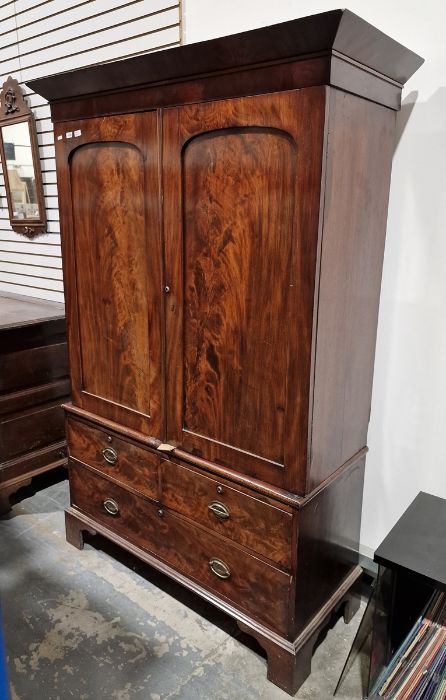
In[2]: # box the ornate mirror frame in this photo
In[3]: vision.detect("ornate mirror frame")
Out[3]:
[0,76,46,238]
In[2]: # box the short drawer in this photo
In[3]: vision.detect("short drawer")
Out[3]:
[160,460,293,569]
[70,462,291,635]
[66,417,159,500]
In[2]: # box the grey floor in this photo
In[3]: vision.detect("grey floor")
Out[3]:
[0,473,370,700]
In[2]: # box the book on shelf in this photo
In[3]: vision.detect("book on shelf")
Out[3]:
[370,590,446,700]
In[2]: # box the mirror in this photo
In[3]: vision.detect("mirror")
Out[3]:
[2,122,40,220]
[0,76,46,237]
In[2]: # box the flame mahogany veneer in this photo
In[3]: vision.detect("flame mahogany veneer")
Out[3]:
[28,10,423,694]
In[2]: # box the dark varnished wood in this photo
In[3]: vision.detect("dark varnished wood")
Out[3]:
[66,417,159,501]
[55,113,164,436]
[1,342,68,393]
[0,379,70,416]
[293,458,365,635]
[0,297,67,394]
[70,461,291,634]
[0,293,69,513]
[28,10,423,119]
[63,402,368,510]
[64,499,361,697]
[164,88,326,491]
[237,565,362,695]
[308,90,396,492]
[1,401,65,461]
[0,441,66,486]
[32,11,423,694]
[183,128,294,466]
[161,460,293,569]
[35,55,404,124]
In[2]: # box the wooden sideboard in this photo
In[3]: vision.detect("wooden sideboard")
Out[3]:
[0,293,69,513]
[28,9,423,694]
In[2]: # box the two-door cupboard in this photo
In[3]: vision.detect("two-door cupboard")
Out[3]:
[29,10,423,694]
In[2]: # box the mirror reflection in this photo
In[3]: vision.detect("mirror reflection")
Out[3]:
[1,121,39,220]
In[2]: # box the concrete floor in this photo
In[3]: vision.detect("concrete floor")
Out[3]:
[0,472,370,700]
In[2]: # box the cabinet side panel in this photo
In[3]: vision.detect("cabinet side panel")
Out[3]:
[309,89,396,491]
[295,458,365,635]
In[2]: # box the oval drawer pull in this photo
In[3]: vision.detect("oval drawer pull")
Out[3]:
[208,501,230,520]
[102,447,118,465]
[103,498,120,516]
[209,558,231,579]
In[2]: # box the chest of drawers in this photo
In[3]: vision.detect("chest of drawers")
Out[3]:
[0,293,69,513]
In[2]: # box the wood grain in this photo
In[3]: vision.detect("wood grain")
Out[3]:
[161,459,293,568]
[67,417,159,501]
[70,461,291,634]
[34,12,424,694]
[164,88,326,492]
[309,89,396,492]
[183,127,294,465]
[55,112,164,437]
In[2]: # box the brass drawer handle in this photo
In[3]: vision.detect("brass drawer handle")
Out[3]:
[209,558,231,579]
[208,501,230,520]
[103,498,120,516]
[102,447,118,465]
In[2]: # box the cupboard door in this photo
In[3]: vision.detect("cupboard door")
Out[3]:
[163,88,326,492]
[55,113,164,437]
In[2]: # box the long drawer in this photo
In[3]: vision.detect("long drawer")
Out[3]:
[70,462,291,634]
[1,402,65,462]
[161,460,293,569]
[66,417,159,500]
[1,342,68,393]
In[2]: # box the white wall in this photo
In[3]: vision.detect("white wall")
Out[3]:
[183,0,446,554]
[0,0,181,302]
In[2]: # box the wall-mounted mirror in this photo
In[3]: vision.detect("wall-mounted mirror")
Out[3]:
[0,76,46,238]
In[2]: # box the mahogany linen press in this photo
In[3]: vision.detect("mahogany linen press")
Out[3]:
[28,9,423,694]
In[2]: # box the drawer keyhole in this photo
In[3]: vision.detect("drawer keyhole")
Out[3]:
[208,501,230,520]
[102,447,118,465]
[209,558,231,579]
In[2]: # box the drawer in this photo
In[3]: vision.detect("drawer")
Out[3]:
[161,460,293,568]
[70,462,291,635]
[66,417,159,500]
[1,402,65,462]
[0,342,68,393]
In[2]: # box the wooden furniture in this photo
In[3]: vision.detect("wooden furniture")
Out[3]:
[0,293,69,513]
[369,493,446,696]
[28,10,423,694]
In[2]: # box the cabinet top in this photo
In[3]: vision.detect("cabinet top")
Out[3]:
[27,9,423,116]
[0,292,65,331]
